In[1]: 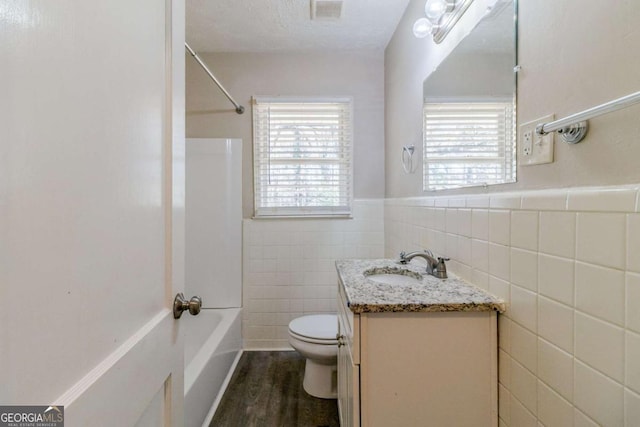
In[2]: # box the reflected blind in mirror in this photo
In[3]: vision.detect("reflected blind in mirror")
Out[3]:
[423,102,515,191]
[253,97,353,217]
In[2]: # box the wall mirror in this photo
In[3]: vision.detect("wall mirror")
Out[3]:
[423,0,517,191]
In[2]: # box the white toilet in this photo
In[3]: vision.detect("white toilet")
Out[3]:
[288,314,338,399]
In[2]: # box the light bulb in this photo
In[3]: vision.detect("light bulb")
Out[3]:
[424,0,454,22]
[413,17,433,38]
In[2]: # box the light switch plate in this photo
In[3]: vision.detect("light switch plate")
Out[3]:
[519,114,555,166]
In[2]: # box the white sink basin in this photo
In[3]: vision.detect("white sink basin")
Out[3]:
[366,273,422,285]
[363,267,423,285]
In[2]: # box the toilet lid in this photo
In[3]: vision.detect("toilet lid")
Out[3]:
[288,314,337,341]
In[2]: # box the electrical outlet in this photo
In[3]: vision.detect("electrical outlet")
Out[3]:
[523,129,533,156]
[519,114,555,166]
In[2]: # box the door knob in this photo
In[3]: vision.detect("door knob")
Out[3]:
[173,293,202,319]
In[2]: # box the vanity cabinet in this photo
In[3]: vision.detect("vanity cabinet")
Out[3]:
[337,280,499,427]
[337,284,360,427]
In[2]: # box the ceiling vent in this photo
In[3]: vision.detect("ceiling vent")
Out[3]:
[311,0,343,20]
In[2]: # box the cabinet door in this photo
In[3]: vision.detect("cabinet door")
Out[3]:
[338,306,360,427]
[349,352,360,427]
[337,333,350,427]
[361,312,497,427]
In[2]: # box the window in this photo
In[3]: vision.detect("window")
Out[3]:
[423,102,515,191]
[253,97,353,217]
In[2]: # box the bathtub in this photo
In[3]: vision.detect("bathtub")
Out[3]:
[184,308,242,427]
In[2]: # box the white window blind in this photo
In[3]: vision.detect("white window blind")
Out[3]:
[253,97,353,217]
[423,102,515,191]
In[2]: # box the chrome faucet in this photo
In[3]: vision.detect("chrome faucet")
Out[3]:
[399,250,450,279]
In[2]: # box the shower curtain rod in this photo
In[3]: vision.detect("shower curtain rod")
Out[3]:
[185,42,245,114]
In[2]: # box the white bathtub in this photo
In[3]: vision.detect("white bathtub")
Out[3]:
[184,308,242,427]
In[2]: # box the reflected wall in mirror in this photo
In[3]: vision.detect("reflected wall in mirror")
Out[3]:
[423,0,517,191]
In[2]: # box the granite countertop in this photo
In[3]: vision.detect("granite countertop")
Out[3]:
[336,259,506,314]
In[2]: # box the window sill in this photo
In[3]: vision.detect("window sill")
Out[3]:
[251,214,353,220]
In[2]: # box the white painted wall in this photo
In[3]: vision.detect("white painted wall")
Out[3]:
[385,0,640,198]
[185,51,385,218]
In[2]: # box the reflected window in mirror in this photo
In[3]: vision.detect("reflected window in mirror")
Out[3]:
[423,0,517,191]
[424,102,514,190]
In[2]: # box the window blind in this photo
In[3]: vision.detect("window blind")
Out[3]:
[253,97,353,217]
[423,102,515,191]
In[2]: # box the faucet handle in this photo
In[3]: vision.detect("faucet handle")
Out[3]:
[399,251,408,264]
[434,256,449,279]
[436,257,450,269]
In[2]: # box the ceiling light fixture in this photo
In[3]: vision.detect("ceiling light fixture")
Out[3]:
[425,0,454,21]
[413,0,475,43]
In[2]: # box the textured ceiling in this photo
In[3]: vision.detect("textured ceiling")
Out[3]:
[186,0,411,53]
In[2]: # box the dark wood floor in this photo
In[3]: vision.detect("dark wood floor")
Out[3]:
[210,351,340,427]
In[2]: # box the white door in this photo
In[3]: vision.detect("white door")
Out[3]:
[0,0,187,425]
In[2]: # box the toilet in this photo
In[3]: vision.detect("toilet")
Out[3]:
[288,314,338,399]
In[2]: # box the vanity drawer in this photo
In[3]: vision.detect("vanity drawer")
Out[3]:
[338,280,360,364]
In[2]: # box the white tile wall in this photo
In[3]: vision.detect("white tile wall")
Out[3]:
[242,199,384,349]
[537,338,573,401]
[510,210,538,251]
[627,331,640,394]
[472,239,489,273]
[510,358,537,415]
[627,273,640,334]
[498,383,511,424]
[576,213,626,270]
[510,322,537,374]
[538,254,574,306]
[539,211,576,259]
[510,285,537,332]
[538,296,574,353]
[510,395,537,427]
[574,361,624,426]
[627,215,640,272]
[490,210,511,245]
[472,209,489,240]
[567,188,637,213]
[575,409,601,427]
[537,381,573,427]
[574,312,624,382]
[510,248,537,291]
[626,389,640,426]
[575,262,625,326]
[490,243,510,281]
[384,184,640,427]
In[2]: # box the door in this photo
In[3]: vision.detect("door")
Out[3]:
[0,0,186,425]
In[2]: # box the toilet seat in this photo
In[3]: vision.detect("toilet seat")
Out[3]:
[288,314,337,344]
[289,330,337,345]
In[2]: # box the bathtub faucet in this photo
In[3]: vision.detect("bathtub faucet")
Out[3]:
[399,250,450,279]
